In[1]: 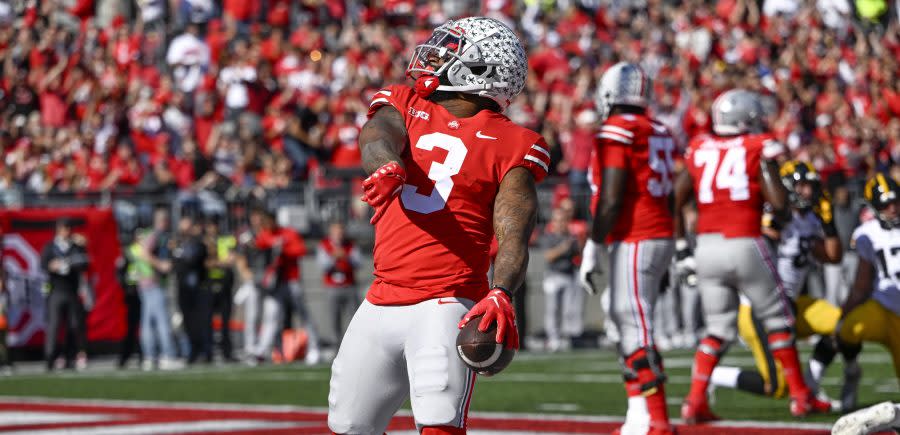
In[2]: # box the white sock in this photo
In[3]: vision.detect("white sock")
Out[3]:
[710,366,741,388]
[808,359,825,379]
[808,359,825,386]
[625,396,649,419]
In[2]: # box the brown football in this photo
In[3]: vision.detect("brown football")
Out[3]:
[456,315,516,376]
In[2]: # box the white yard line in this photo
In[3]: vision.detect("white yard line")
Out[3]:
[6,420,307,435]
[0,411,121,425]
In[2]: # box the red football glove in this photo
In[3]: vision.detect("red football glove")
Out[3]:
[458,289,519,349]
[361,162,406,225]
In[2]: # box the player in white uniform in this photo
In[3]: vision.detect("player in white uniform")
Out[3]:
[834,174,900,410]
[708,161,842,409]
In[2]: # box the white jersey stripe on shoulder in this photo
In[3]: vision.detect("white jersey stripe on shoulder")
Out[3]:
[530,144,551,159]
[597,132,633,145]
[375,90,392,96]
[601,125,635,137]
[524,155,549,172]
[369,98,390,107]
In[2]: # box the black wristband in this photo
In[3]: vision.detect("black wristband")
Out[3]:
[491,285,514,300]
[822,220,838,238]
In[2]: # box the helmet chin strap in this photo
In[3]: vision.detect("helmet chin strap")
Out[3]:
[413,74,509,98]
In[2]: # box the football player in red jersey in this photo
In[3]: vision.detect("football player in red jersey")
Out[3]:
[582,62,677,435]
[327,17,550,435]
[674,89,831,422]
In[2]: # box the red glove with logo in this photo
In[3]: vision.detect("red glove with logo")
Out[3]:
[458,289,519,349]
[361,162,406,225]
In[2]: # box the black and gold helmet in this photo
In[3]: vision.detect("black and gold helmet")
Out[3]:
[780,160,820,210]
[864,173,900,228]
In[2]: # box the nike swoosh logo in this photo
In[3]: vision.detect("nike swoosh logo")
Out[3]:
[489,296,500,308]
[476,131,497,140]
[438,299,460,305]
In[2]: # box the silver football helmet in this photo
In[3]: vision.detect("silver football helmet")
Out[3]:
[595,62,650,120]
[711,89,766,136]
[407,17,528,110]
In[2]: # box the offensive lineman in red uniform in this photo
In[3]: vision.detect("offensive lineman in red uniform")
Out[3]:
[327,17,550,434]
[582,62,677,435]
[674,89,830,422]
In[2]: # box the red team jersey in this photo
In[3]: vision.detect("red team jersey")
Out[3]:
[685,133,785,238]
[365,85,550,305]
[591,113,675,243]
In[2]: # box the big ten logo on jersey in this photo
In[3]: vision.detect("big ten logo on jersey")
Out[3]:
[648,134,675,197]
[401,132,467,214]
[408,107,430,121]
[693,137,750,204]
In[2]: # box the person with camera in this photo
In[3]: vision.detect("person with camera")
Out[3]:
[41,218,92,371]
[172,214,210,364]
[252,208,320,365]
[316,221,361,347]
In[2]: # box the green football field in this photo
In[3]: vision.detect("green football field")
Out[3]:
[0,345,896,424]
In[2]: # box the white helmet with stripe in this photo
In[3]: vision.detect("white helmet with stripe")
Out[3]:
[711,89,766,136]
[407,17,528,110]
[595,62,650,121]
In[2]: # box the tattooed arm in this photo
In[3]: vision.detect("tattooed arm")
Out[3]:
[492,167,539,296]
[359,106,408,175]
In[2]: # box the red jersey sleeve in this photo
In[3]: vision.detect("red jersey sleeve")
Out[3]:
[280,228,306,257]
[597,117,634,170]
[519,137,551,182]
[684,135,705,161]
[366,85,415,119]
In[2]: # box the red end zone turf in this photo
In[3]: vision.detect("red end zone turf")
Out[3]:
[0,398,835,435]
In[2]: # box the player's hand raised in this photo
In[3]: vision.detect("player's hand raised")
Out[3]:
[361,162,407,225]
[459,288,519,349]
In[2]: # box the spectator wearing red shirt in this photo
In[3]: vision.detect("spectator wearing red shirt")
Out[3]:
[561,109,597,207]
[253,209,321,365]
[323,112,361,168]
[316,221,361,346]
[107,143,143,188]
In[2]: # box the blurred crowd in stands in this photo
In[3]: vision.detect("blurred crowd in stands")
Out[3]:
[3,0,900,367]
[1,0,900,204]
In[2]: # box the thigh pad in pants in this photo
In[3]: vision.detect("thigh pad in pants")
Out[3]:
[607,239,675,355]
[328,298,476,434]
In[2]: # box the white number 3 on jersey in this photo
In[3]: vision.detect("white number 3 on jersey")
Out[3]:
[401,132,468,214]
